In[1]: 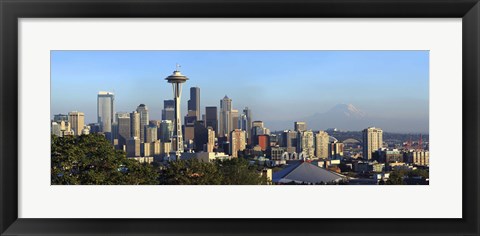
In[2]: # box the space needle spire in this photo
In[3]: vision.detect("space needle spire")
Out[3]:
[165,65,189,160]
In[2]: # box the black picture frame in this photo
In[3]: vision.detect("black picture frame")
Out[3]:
[1,0,479,235]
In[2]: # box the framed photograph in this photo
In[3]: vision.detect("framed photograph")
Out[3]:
[1,0,479,235]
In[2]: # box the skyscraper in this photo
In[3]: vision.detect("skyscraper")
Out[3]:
[130,111,140,139]
[252,120,264,129]
[184,109,198,142]
[115,112,130,122]
[126,137,141,157]
[194,121,209,152]
[231,109,239,130]
[242,107,252,142]
[297,130,315,158]
[205,106,218,135]
[158,120,173,142]
[162,100,175,121]
[294,121,307,132]
[145,125,158,143]
[219,95,232,137]
[207,127,215,152]
[315,131,329,159]
[68,111,85,136]
[165,66,188,160]
[329,141,344,160]
[187,87,200,120]
[229,129,246,158]
[136,104,149,143]
[238,114,248,131]
[117,115,130,149]
[97,91,115,133]
[362,127,383,160]
[251,120,265,145]
[282,130,298,153]
[257,134,270,151]
[53,114,68,122]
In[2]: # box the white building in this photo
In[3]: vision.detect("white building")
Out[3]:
[362,127,383,160]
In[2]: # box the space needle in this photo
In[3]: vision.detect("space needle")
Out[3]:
[165,64,189,160]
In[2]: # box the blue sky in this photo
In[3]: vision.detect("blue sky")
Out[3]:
[51,50,429,133]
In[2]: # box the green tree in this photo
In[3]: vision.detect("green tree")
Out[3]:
[51,134,158,185]
[158,158,268,185]
[386,170,406,185]
[215,158,268,185]
[159,159,222,185]
[408,169,429,179]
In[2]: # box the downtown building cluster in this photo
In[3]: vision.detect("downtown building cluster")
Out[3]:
[51,69,429,184]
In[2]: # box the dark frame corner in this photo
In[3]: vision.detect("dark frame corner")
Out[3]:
[1,0,479,235]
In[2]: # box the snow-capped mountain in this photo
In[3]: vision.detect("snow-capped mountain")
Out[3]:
[324,103,366,118]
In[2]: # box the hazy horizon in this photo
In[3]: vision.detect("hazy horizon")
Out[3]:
[51,50,429,133]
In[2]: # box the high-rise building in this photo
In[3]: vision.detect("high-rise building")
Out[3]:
[238,114,248,131]
[126,137,141,157]
[115,112,130,122]
[251,121,265,145]
[145,125,158,143]
[294,121,307,132]
[362,127,383,160]
[158,120,173,142]
[130,111,140,139]
[88,123,101,134]
[149,120,161,128]
[165,67,188,160]
[257,134,270,151]
[219,95,232,137]
[53,114,68,122]
[150,140,162,159]
[242,107,252,143]
[205,106,218,135]
[229,129,246,158]
[162,142,172,157]
[162,100,175,121]
[328,141,344,160]
[297,130,315,158]
[141,143,151,157]
[187,87,200,120]
[117,115,131,149]
[136,104,149,143]
[207,127,215,152]
[194,121,209,152]
[231,109,239,130]
[252,120,264,129]
[281,130,298,153]
[97,91,115,133]
[51,122,62,136]
[315,131,329,159]
[264,128,271,135]
[68,111,85,136]
[184,110,197,142]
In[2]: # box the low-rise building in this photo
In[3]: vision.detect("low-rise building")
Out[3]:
[404,150,429,166]
[129,156,154,164]
[373,148,403,163]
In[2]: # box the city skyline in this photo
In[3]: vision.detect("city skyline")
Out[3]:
[51,50,429,133]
